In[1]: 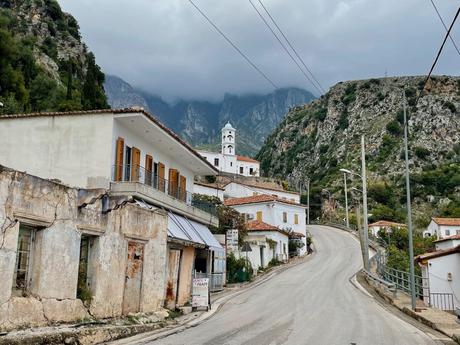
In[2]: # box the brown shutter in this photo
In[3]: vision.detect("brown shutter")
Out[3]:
[158,162,165,192]
[179,175,186,202]
[145,154,153,185]
[115,137,124,181]
[168,169,179,198]
[256,211,262,221]
[131,147,141,182]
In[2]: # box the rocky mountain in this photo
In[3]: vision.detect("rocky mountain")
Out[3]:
[257,76,460,226]
[0,0,107,114]
[104,75,315,156]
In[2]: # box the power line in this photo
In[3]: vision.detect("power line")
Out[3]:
[416,6,460,105]
[188,0,278,89]
[258,0,326,94]
[429,0,460,57]
[248,0,323,95]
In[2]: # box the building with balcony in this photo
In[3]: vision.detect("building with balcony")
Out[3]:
[0,108,224,311]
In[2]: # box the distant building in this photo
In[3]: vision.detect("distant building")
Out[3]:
[416,234,460,311]
[423,218,460,239]
[367,220,406,238]
[197,122,260,177]
[223,180,300,203]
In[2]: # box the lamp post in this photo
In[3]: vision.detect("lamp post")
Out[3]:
[339,169,350,228]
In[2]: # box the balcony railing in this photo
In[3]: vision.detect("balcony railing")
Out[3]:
[111,164,217,217]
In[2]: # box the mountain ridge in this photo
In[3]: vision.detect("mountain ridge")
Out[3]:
[104,75,315,156]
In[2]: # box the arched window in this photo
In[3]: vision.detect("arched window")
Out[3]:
[227,135,233,141]
[228,145,233,153]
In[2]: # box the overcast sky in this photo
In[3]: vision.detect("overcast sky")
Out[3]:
[58,0,459,102]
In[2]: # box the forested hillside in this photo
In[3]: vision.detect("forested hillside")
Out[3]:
[0,0,108,114]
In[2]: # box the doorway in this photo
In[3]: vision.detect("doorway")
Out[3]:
[122,241,145,314]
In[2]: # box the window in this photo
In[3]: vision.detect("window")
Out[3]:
[13,225,36,292]
[283,243,286,254]
[245,213,254,220]
[249,168,254,175]
[457,230,460,235]
[214,158,219,167]
[283,212,287,223]
[228,146,233,154]
[445,229,450,236]
[77,235,94,300]
[228,135,233,140]
[256,211,262,221]
[124,146,132,181]
[240,167,244,174]
[253,192,258,196]
[294,214,299,225]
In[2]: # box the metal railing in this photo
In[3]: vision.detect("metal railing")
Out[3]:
[430,292,455,312]
[112,164,217,216]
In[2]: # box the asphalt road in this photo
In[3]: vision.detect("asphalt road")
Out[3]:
[122,225,442,345]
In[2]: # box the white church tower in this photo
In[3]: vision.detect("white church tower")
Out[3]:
[221,122,235,155]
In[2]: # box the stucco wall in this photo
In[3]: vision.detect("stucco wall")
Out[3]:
[176,246,195,307]
[193,183,224,201]
[0,114,114,189]
[0,166,169,331]
[427,254,460,309]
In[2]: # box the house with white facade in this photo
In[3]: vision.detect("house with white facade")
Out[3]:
[223,180,300,203]
[243,220,290,270]
[0,108,224,312]
[224,194,308,256]
[423,218,460,239]
[193,181,225,202]
[416,234,460,311]
[197,122,260,177]
[368,220,406,238]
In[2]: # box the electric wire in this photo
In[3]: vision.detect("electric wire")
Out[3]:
[429,0,460,57]
[248,0,322,95]
[188,0,278,89]
[415,6,460,105]
[258,0,326,94]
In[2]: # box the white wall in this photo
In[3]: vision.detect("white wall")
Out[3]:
[0,114,114,189]
[427,221,460,239]
[112,120,195,193]
[230,201,307,256]
[436,239,460,251]
[193,183,224,201]
[197,151,237,175]
[223,182,299,202]
[427,253,460,309]
[235,160,260,177]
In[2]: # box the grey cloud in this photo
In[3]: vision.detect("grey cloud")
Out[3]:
[58,0,459,102]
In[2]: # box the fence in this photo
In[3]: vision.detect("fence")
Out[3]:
[193,271,224,292]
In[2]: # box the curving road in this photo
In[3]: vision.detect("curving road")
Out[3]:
[120,225,442,345]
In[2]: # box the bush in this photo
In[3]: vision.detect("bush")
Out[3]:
[414,146,430,160]
[386,120,402,136]
[445,101,456,113]
[337,110,349,130]
[226,253,253,283]
[319,144,329,154]
[377,135,398,161]
[268,258,282,268]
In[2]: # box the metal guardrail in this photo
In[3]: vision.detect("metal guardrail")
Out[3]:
[362,269,397,298]
[430,292,455,312]
[112,164,217,216]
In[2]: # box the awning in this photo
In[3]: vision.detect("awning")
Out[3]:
[168,212,223,251]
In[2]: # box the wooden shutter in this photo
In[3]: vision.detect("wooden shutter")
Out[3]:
[158,162,165,192]
[256,211,262,221]
[145,154,153,185]
[294,214,299,225]
[168,169,179,198]
[115,137,124,181]
[179,175,187,202]
[131,147,141,182]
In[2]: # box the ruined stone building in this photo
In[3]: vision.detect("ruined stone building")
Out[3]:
[0,109,224,330]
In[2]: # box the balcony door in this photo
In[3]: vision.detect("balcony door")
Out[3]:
[169,169,179,198]
[131,147,141,182]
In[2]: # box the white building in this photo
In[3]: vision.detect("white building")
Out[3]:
[416,234,460,311]
[243,220,290,270]
[367,220,406,238]
[193,181,225,202]
[423,218,460,239]
[197,122,260,177]
[225,194,308,256]
[223,180,300,203]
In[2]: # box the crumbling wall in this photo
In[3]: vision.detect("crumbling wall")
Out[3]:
[0,166,169,331]
[176,246,195,306]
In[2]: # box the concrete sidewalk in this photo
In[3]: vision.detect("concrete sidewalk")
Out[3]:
[359,271,460,343]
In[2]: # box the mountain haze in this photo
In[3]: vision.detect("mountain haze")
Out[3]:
[105,75,315,156]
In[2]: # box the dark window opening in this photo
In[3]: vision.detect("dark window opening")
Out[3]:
[214,158,219,167]
[77,235,94,302]
[13,225,35,292]
[239,167,244,174]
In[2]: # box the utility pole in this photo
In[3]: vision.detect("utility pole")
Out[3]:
[343,172,349,228]
[306,178,310,225]
[355,199,367,269]
[361,135,370,271]
[403,91,417,310]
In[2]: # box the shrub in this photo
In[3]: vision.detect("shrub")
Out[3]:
[386,120,402,136]
[377,135,398,161]
[314,107,327,122]
[227,253,253,283]
[337,110,349,130]
[445,101,456,113]
[414,146,430,160]
[319,144,329,154]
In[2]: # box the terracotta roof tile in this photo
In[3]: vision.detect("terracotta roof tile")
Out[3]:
[432,218,460,226]
[368,220,406,228]
[246,220,289,236]
[415,245,460,263]
[434,234,460,243]
[224,180,300,196]
[224,194,304,207]
[236,155,259,163]
[290,231,306,239]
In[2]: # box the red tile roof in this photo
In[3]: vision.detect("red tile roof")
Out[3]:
[236,155,259,163]
[290,231,306,239]
[434,234,460,243]
[415,245,460,263]
[224,194,304,207]
[432,218,460,226]
[246,220,289,236]
[0,108,218,174]
[368,220,406,228]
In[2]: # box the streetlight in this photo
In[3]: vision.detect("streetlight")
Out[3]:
[339,169,351,228]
